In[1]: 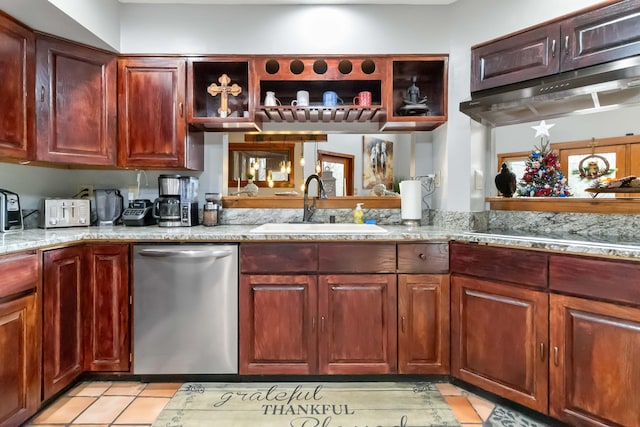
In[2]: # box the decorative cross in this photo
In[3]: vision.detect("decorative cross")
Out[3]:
[207,74,242,118]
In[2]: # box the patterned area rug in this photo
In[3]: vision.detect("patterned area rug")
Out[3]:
[484,406,552,427]
[153,382,461,427]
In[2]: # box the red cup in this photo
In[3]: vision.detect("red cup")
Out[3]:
[353,91,372,106]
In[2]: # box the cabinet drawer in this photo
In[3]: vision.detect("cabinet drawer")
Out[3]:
[397,243,449,273]
[241,243,317,273]
[318,243,395,273]
[0,252,39,299]
[450,242,548,289]
[550,254,640,306]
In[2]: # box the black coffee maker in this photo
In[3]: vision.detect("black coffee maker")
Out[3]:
[0,189,23,232]
[154,175,199,227]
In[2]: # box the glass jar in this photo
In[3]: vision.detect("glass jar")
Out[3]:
[203,201,219,226]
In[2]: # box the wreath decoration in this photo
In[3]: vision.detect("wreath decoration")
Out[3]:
[576,154,611,180]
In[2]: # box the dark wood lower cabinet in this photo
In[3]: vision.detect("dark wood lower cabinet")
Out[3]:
[451,274,549,413]
[43,246,84,400]
[398,274,449,374]
[43,244,130,400]
[84,244,130,372]
[318,274,397,374]
[550,294,640,427]
[0,293,39,427]
[239,274,317,375]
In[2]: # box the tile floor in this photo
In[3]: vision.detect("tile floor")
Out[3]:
[25,381,506,426]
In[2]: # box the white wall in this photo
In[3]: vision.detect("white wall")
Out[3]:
[0,0,119,51]
[48,0,120,50]
[119,4,453,54]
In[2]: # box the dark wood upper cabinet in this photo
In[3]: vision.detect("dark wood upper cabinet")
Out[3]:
[471,24,559,92]
[83,244,130,372]
[550,294,640,427]
[471,0,640,92]
[118,57,203,170]
[35,35,117,166]
[42,246,84,401]
[561,0,640,71]
[0,12,35,161]
[385,56,448,131]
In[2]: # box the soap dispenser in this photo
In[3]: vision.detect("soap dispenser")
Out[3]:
[353,203,364,224]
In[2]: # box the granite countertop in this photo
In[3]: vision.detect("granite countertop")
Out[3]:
[1,224,640,259]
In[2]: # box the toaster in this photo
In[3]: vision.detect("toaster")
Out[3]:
[39,199,91,228]
[0,189,23,232]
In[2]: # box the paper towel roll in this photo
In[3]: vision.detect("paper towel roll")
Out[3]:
[399,180,422,221]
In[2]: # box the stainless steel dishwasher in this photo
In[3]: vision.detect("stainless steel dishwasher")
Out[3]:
[133,244,238,374]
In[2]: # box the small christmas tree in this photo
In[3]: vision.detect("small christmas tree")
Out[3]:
[517,121,571,197]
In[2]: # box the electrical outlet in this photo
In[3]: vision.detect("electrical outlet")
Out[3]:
[128,185,139,201]
[77,184,94,199]
[474,170,484,190]
[434,172,441,188]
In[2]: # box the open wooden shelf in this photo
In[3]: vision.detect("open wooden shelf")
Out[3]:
[487,197,640,214]
[585,187,640,197]
[257,105,384,124]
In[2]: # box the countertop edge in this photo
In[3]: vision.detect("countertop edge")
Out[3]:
[1,225,639,260]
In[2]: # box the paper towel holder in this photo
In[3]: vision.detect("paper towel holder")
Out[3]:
[399,179,422,227]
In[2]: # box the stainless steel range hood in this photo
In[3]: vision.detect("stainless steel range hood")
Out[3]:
[459,56,640,127]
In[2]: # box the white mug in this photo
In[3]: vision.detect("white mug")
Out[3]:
[264,91,280,106]
[291,90,310,107]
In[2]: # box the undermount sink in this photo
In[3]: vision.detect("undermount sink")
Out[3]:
[250,223,388,234]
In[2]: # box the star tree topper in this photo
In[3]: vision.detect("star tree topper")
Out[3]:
[531,120,555,138]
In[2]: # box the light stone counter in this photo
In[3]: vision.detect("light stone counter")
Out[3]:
[1,224,640,260]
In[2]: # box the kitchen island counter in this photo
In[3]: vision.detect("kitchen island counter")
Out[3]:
[1,225,640,259]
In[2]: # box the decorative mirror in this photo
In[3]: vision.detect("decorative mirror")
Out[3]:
[228,143,295,188]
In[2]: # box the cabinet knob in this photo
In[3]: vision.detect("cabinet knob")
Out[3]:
[40,86,45,102]
[539,342,545,361]
[418,253,427,260]
[564,36,570,54]
[551,39,557,57]
[553,346,559,366]
[401,316,406,333]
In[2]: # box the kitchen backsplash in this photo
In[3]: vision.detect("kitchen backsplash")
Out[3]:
[489,210,640,238]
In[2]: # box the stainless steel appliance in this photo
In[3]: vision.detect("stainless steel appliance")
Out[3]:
[39,199,90,228]
[94,189,124,226]
[122,199,157,226]
[179,176,199,227]
[460,55,640,127]
[154,175,199,227]
[0,189,22,232]
[133,244,238,374]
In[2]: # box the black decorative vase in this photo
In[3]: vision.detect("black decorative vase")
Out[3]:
[495,163,517,197]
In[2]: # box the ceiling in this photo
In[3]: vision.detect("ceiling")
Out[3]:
[118,0,457,4]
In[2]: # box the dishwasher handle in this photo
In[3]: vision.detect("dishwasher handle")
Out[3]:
[138,248,233,259]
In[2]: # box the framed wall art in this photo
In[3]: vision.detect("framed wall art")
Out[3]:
[363,136,394,189]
